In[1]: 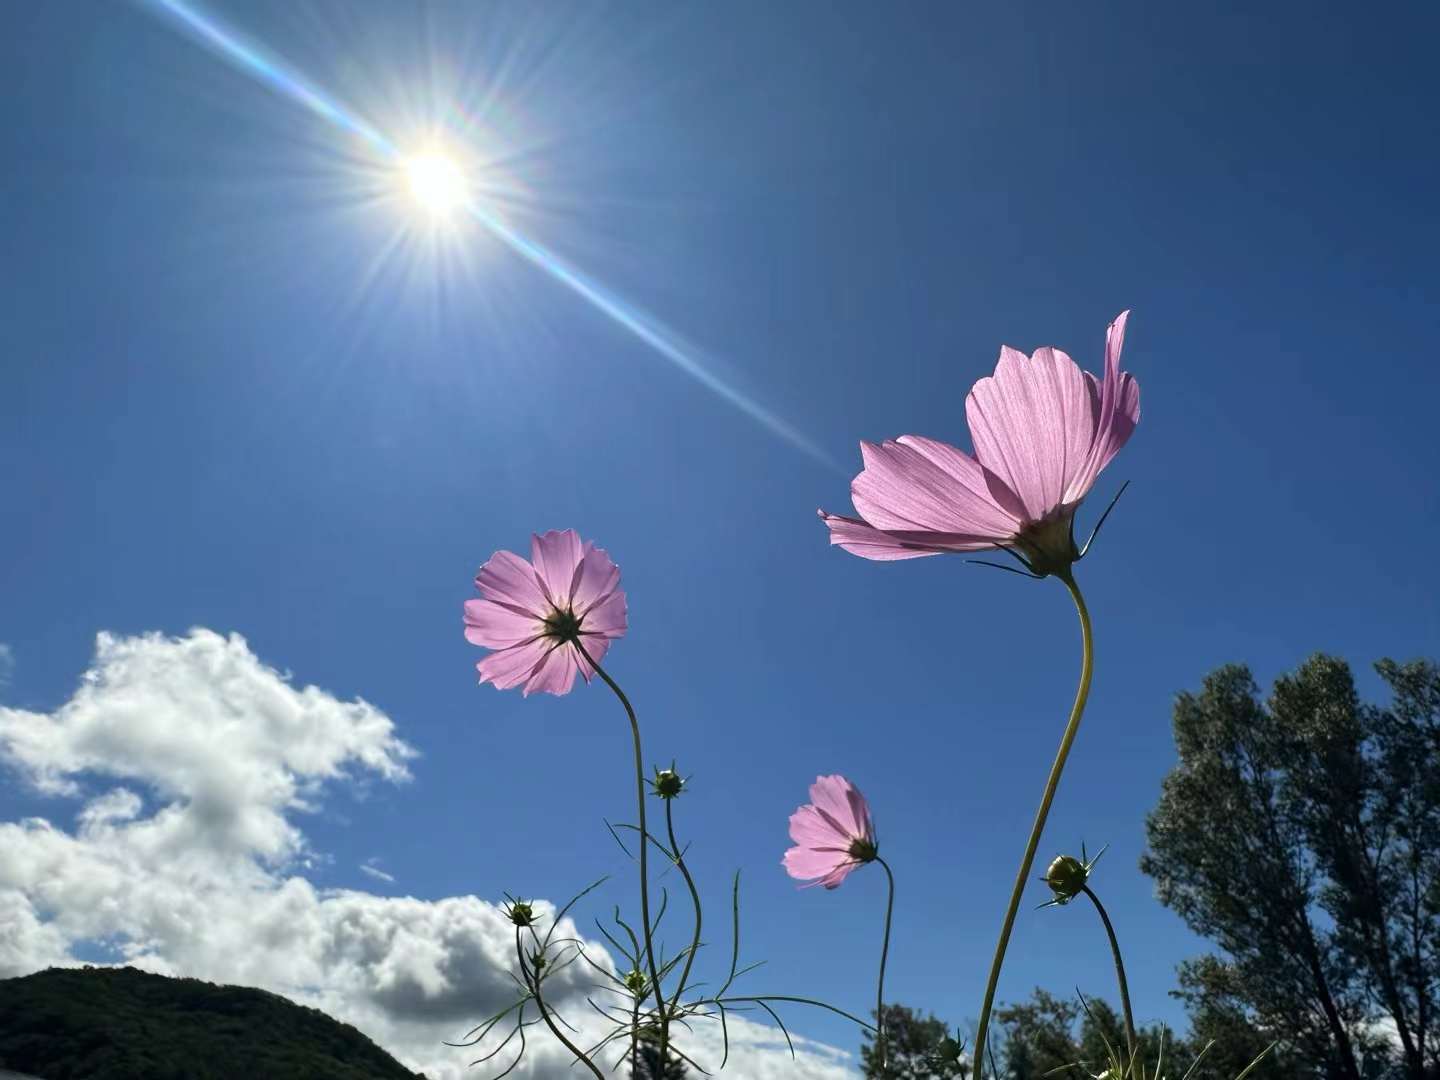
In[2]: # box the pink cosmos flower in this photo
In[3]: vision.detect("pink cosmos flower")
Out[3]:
[820,312,1140,575]
[783,774,878,889]
[463,529,627,697]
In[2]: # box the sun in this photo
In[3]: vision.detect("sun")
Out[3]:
[402,151,467,215]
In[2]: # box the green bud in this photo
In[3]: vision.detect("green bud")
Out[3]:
[505,899,537,927]
[623,968,648,996]
[651,768,685,799]
[927,1031,968,1077]
[1043,854,1088,904]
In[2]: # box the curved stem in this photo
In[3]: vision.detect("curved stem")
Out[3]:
[518,927,605,1080]
[573,639,668,1067]
[665,797,704,1023]
[971,570,1093,1078]
[875,856,896,1078]
[1082,883,1137,1064]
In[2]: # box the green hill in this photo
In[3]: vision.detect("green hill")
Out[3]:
[0,966,426,1080]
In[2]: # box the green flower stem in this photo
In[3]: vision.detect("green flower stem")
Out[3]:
[1082,883,1137,1064]
[517,926,605,1080]
[574,640,669,1068]
[875,855,896,1078]
[971,570,1093,1078]
[631,997,641,1077]
[664,797,704,1023]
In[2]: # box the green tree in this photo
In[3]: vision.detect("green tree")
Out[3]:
[1176,955,1297,1080]
[1143,655,1440,1080]
[991,990,1188,1079]
[993,988,1080,1079]
[861,1003,957,1079]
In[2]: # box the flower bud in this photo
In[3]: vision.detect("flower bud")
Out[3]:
[623,968,648,996]
[1043,854,1088,904]
[504,899,537,927]
[926,1031,968,1076]
[651,767,685,799]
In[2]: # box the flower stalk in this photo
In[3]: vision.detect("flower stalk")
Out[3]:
[573,639,670,1069]
[516,925,605,1080]
[971,569,1093,1076]
[875,855,896,1077]
[1083,882,1138,1064]
[664,797,704,1028]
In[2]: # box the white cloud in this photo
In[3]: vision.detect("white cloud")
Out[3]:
[0,643,13,689]
[0,629,857,1080]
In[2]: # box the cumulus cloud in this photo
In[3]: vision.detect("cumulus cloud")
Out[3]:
[0,630,856,1079]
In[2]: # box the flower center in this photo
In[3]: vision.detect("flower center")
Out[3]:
[847,836,878,863]
[1013,513,1079,577]
[543,605,583,643]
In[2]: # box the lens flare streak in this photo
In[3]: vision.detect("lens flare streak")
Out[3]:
[139,0,835,468]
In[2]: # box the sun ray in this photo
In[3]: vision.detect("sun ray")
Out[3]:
[137,0,836,469]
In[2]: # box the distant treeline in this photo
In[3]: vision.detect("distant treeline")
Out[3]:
[0,965,426,1080]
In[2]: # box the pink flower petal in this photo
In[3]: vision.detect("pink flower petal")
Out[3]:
[477,638,549,691]
[476,550,548,617]
[894,435,1028,528]
[852,439,1018,538]
[810,775,871,841]
[815,862,860,890]
[530,530,586,608]
[818,511,962,561]
[1065,311,1140,503]
[581,590,628,638]
[571,543,621,617]
[523,644,579,697]
[783,844,851,886]
[463,599,543,649]
[965,344,1096,523]
[788,804,849,848]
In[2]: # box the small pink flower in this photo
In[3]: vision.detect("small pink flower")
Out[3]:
[819,312,1140,575]
[783,775,878,890]
[463,529,627,697]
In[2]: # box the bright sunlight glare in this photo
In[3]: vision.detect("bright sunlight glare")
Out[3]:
[403,152,467,215]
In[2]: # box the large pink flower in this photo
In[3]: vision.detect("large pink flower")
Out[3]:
[463,529,627,697]
[783,775,878,890]
[820,312,1140,574]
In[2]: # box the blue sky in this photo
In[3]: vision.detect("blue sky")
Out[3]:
[2,1,1438,1074]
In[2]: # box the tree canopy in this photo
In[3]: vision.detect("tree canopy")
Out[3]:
[1144,655,1440,1080]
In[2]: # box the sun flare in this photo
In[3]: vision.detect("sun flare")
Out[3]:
[403,152,467,215]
